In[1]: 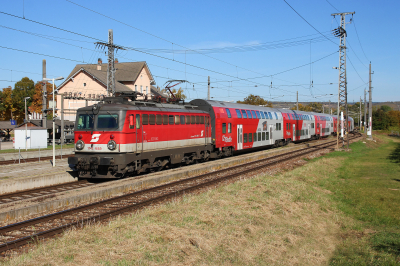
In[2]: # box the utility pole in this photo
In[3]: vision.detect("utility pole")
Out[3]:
[332,11,355,149]
[95,30,125,97]
[364,89,367,135]
[207,76,210,100]
[296,91,298,111]
[359,97,362,129]
[42,59,47,128]
[368,62,373,138]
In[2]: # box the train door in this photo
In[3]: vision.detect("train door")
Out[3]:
[293,124,296,141]
[237,124,243,150]
[135,114,143,152]
[269,125,273,145]
[205,117,210,145]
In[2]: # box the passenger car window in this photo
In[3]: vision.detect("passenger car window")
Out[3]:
[256,111,261,119]
[246,110,252,119]
[241,110,247,118]
[236,109,242,118]
[226,108,231,118]
[228,123,232,133]
[251,111,256,119]
[222,123,226,134]
[260,112,265,119]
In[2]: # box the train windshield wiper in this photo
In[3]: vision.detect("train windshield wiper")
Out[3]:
[106,111,118,123]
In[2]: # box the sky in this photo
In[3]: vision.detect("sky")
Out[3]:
[0,0,398,104]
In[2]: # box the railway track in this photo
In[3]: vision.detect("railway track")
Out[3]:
[0,180,93,205]
[0,133,362,256]
[0,154,74,166]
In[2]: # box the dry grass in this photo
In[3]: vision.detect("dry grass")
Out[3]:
[1,157,350,266]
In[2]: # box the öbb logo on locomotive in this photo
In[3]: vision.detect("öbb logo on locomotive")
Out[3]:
[68,97,354,179]
[90,134,101,143]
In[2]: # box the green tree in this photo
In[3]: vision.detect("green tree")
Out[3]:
[307,102,323,113]
[380,105,392,113]
[373,109,398,130]
[237,94,272,107]
[12,77,35,123]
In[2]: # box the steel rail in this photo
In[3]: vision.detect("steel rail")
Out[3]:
[0,133,361,254]
[0,180,92,205]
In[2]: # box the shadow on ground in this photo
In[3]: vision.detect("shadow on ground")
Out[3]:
[387,143,400,164]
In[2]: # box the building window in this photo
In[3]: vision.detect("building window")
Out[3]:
[83,83,86,87]
[146,86,148,94]
[140,85,143,93]
[135,85,137,91]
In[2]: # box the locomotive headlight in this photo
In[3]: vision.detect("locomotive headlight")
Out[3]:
[76,140,85,150]
[107,140,117,150]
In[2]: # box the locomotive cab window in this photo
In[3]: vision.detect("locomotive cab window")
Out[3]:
[136,114,140,129]
[97,114,118,129]
[77,114,94,130]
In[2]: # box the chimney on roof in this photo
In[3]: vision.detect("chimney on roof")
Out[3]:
[115,58,119,64]
[97,58,102,71]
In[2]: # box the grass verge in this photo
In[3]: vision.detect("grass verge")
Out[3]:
[0,144,74,154]
[1,134,399,265]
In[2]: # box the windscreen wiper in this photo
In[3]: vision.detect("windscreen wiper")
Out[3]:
[107,111,118,124]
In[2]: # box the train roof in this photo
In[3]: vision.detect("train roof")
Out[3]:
[76,99,208,114]
[190,99,341,118]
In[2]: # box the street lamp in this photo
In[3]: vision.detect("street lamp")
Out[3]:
[43,76,64,167]
[24,97,30,151]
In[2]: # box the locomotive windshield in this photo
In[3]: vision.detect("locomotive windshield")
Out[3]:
[97,114,119,129]
[77,114,94,130]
